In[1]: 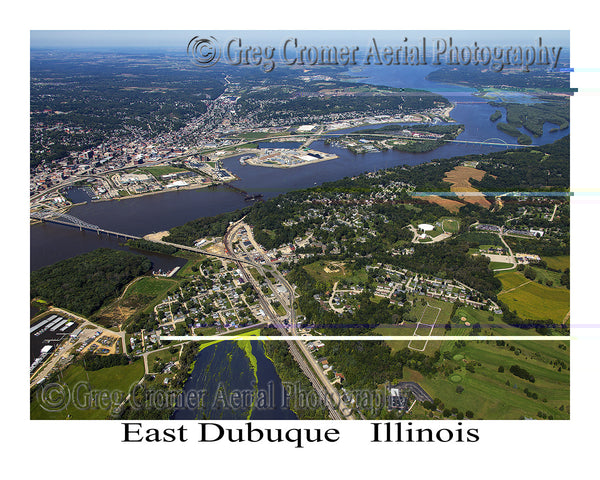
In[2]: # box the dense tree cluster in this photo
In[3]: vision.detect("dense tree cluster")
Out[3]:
[127,239,179,255]
[262,328,329,420]
[30,248,151,316]
[80,352,129,371]
[509,364,536,383]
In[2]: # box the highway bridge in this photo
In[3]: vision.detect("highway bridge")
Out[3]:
[30,210,262,267]
[30,210,141,240]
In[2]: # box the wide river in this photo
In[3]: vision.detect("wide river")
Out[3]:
[30,64,569,271]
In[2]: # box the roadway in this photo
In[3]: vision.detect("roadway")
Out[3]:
[224,219,354,420]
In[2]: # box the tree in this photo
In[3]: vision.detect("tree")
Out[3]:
[465,410,474,419]
[456,385,464,394]
[523,266,536,280]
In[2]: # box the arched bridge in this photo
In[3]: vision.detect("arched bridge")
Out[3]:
[30,210,140,240]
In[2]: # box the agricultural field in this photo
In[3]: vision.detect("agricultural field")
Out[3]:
[442,165,491,208]
[405,339,570,420]
[542,255,570,272]
[497,271,569,322]
[417,194,464,213]
[30,360,145,420]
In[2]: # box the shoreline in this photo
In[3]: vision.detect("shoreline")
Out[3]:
[245,153,339,169]
[88,178,237,204]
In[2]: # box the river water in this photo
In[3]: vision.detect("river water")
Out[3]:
[30,63,569,271]
[171,341,297,420]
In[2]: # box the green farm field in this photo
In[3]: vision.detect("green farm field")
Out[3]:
[542,255,570,272]
[497,271,569,322]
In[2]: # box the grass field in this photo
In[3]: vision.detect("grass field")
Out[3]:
[530,266,564,287]
[94,276,178,327]
[303,261,368,288]
[176,254,207,278]
[30,360,145,420]
[126,277,177,298]
[490,261,515,270]
[375,296,453,355]
[405,339,570,420]
[497,271,531,291]
[497,271,569,322]
[139,165,187,179]
[542,255,570,272]
[441,217,460,234]
[147,347,180,372]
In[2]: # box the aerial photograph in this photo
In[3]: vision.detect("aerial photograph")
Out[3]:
[29,30,572,421]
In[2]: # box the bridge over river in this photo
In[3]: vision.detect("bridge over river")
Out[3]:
[31,210,261,267]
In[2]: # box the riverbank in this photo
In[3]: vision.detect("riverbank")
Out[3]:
[245,150,339,169]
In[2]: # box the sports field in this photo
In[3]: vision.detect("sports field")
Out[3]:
[139,165,187,179]
[408,303,441,351]
[441,217,460,234]
[490,261,515,271]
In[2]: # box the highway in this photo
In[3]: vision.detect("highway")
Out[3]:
[224,219,354,420]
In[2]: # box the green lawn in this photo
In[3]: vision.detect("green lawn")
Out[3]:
[147,347,180,372]
[176,254,207,278]
[376,296,453,354]
[30,360,145,420]
[490,261,515,270]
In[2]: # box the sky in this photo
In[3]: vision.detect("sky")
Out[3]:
[30,30,569,50]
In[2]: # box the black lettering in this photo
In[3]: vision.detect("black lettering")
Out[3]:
[372,422,381,442]
[122,422,143,442]
[467,428,480,442]
[323,428,340,443]
[199,422,224,442]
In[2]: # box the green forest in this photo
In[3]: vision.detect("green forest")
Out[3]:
[30,248,151,316]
